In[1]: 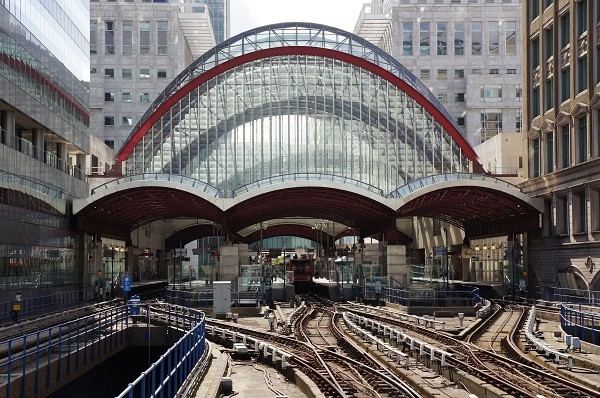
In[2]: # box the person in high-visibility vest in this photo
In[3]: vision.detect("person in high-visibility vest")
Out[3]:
[12,292,22,323]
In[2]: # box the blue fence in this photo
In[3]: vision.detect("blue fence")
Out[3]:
[560,304,600,345]
[0,287,96,324]
[116,305,206,398]
[1,305,128,398]
[376,287,480,307]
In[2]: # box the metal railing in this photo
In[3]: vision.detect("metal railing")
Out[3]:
[552,288,600,307]
[382,287,480,307]
[165,287,260,307]
[1,305,128,398]
[0,127,86,182]
[560,303,600,345]
[116,303,206,398]
[0,287,96,324]
[90,173,221,197]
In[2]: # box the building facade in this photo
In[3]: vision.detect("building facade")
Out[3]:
[522,0,600,293]
[355,0,523,147]
[0,0,90,298]
[90,0,223,152]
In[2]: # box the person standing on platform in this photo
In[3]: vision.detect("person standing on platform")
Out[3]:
[95,270,106,302]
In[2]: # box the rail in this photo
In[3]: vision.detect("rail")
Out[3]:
[0,288,96,324]
[560,303,600,346]
[383,287,480,307]
[90,173,221,197]
[344,303,446,330]
[1,305,128,398]
[526,306,573,369]
[115,303,206,398]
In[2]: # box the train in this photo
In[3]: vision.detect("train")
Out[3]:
[289,257,314,292]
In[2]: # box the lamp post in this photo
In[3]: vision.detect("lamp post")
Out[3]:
[110,246,115,299]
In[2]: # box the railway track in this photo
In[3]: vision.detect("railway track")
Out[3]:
[343,303,599,398]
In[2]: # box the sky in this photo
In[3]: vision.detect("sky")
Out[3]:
[229,0,368,36]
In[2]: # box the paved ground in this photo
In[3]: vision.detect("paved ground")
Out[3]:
[226,360,307,398]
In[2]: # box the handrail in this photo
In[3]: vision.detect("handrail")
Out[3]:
[90,173,222,197]
[0,127,86,182]
[115,303,206,398]
[526,306,573,369]
[559,303,600,346]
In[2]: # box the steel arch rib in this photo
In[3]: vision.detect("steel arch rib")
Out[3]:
[117,46,480,167]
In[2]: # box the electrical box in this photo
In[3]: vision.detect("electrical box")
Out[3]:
[213,281,232,317]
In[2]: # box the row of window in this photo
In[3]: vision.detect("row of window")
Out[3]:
[104,115,135,127]
[418,67,517,80]
[103,91,152,104]
[90,20,169,56]
[531,111,600,178]
[92,67,168,80]
[434,85,521,105]
[549,187,600,236]
[401,20,518,57]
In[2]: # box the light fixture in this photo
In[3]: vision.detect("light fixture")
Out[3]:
[483,244,488,250]
[474,245,480,251]
[491,244,496,250]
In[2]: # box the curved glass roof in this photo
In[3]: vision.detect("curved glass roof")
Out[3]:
[119,22,472,161]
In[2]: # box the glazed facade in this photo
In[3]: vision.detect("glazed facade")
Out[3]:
[121,24,475,197]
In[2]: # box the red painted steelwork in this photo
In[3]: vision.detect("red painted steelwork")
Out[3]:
[117,46,479,166]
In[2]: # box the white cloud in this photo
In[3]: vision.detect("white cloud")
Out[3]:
[229,0,367,37]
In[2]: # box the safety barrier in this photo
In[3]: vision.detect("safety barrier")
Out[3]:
[344,312,453,369]
[116,304,206,398]
[165,287,260,307]
[0,288,96,324]
[526,306,573,369]
[1,305,128,398]
[560,303,600,346]
[383,287,479,307]
[475,298,493,319]
[551,288,600,307]
[205,324,293,369]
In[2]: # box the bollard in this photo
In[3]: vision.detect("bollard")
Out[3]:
[232,313,239,323]
[458,313,465,328]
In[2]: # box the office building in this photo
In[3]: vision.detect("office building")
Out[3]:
[0,0,90,297]
[522,0,600,293]
[90,0,224,151]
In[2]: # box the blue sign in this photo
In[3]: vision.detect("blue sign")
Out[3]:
[123,276,132,293]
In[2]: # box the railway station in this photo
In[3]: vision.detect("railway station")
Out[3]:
[1,9,600,398]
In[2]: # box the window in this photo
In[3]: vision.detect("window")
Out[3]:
[573,191,587,233]
[471,22,482,55]
[591,188,600,231]
[104,68,114,78]
[420,22,430,55]
[122,69,132,79]
[420,69,430,79]
[104,116,114,126]
[122,92,132,102]
[455,69,464,79]
[104,92,115,102]
[105,21,114,55]
[90,21,97,54]
[157,70,167,79]
[157,21,168,55]
[457,116,465,126]
[516,86,522,98]
[489,21,499,55]
[561,125,570,168]
[489,69,499,74]
[403,22,413,55]
[532,87,540,117]
[530,0,540,21]
[437,93,448,103]
[139,69,150,79]
[516,111,522,132]
[140,92,150,103]
[561,67,570,101]
[507,68,517,74]
[140,21,150,55]
[104,140,114,149]
[122,116,133,126]
[122,21,133,55]
[505,21,517,55]
[546,132,554,173]
[545,79,553,110]
[531,38,540,68]
[545,26,553,59]
[91,68,97,74]
[578,115,587,163]
[481,86,503,100]
[481,112,502,141]
[437,22,447,55]
[437,69,448,80]
[578,56,588,93]
[472,68,481,75]
[557,195,569,235]
[454,22,464,55]
[577,0,587,36]
[560,12,570,48]
[455,93,465,102]
[532,138,540,177]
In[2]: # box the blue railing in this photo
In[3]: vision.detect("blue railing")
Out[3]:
[380,287,480,307]
[0,287,96,324]
[1,305,128,398]
[560,304,600,345]
[116,305,206,398]
[552,288,600,307]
